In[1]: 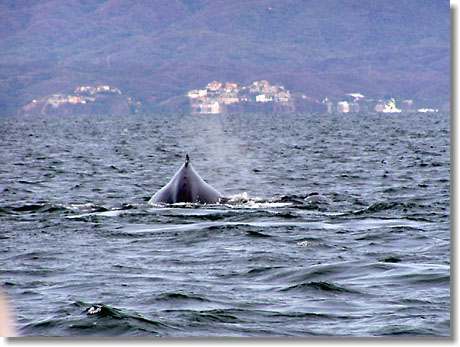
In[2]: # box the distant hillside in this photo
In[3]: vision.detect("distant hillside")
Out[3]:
[0,0,450,115]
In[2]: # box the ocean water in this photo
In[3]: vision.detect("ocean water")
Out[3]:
[0,112,450,337]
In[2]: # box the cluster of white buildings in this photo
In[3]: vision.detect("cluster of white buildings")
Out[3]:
[74,84,121,96]
[187,82,440,115]
[40,84,123,108]
[323,93,438,114]
[187,80,294,114]
[21,83,144,116]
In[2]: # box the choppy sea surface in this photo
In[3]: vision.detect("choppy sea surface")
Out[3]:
[0,112,450,337]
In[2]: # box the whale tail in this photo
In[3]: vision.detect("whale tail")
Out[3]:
[149,153,222,204]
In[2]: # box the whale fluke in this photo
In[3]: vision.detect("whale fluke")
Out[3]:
[149,154,222,204]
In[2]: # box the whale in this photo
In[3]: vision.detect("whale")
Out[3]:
[149,154,222,204]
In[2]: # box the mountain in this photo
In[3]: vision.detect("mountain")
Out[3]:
[0,0,450,115]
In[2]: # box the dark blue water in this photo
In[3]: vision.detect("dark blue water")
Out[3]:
[0,112,450,337]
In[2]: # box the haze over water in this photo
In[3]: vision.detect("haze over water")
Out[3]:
[0,112,450,337]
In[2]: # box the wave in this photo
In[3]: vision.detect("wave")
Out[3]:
[347,200,436,218]
[187,309,242,324]
[20,301,168,336]
[0,201,112,216]
[373,324,444,336]
[0,203,67,215]
[148,192,331,210]
[0,191,352,220]
[75,302,177,335]
[155,292,210,302]
[280,281,360,294]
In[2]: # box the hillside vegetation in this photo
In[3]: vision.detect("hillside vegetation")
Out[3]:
[0,0,450,115]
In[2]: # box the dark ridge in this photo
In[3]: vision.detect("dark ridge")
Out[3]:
[184,213,234,222]
[226,209,297,220]
[355,233,385,241]
[271,211,299,219]
[40,205,69,213]
[9,251,57,261]
[352,201,400,215]
[10,204,48,213]
[156,292,209,302]
[275,194,331,211]
[280,281,360,294]
[270,311,360,320]
[291,264,351,281]
[380,256,402,263]
[270,312,331,319]
[188,310,242,324]
[2,202,110,215]
[247,266,284,275]
[376,325,441,336]
[351,200,426,216]
[408,274,450,285]
[245,230,272,238]
[18,180,43,185]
